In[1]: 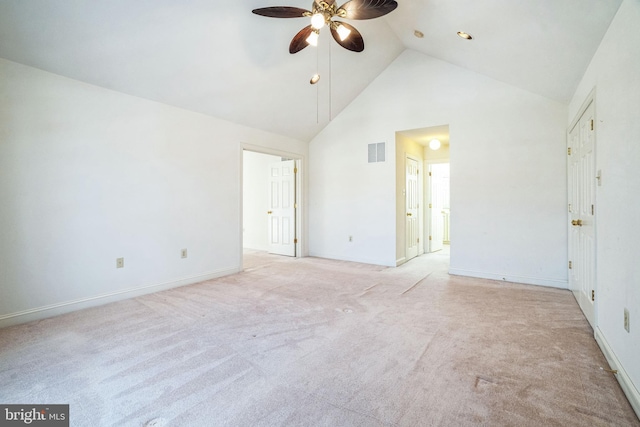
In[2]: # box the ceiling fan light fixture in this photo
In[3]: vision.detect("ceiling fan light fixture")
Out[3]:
[306,30,319,46]
[310,74,320,84]
[429,139,441,150]
[311,13,325,29]
[336,23,351,41]
[457,31,473,40]
[252,0,398,53]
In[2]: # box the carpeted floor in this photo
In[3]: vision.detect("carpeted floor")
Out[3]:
[1,249,638,426]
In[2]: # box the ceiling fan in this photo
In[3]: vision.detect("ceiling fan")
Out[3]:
[252,0,398,54]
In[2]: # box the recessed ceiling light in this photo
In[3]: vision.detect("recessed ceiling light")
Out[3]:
[429,139,441,150]
[457,31,473,40]
[414,30,424,38]
[310,74,320,84]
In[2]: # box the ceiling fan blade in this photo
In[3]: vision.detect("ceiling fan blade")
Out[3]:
[330,22,364,52]
[252,6,310,18]
[290,25,314,54]
[337,0,398,20]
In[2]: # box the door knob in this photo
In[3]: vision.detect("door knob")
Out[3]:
[267,211,273,214]
[406,213,412,217]
[571,219,583,226]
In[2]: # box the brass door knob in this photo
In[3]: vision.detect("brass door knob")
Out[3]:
[406,213,412,216]
[571,219,583,226]
[267,211,273,214]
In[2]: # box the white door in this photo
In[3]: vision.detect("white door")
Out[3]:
[428,163,449,252]
[268,159,296,257]
[406,157,419,261]
[568,100,596,328]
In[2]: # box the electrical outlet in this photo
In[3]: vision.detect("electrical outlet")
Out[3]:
[348,236,353,242]
[116,257,124,268]
[181,248,188,259]
[624,308,630,333]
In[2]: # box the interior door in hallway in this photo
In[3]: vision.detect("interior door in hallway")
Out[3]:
[406,157,419,261]
[268,159,296,257]
[428,163,449,252]
[568,100,595,328]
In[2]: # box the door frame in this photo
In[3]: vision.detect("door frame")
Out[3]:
[567,89,597,328]
[240,144,305,270]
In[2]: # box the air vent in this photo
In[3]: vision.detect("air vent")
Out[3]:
[368,142,385,163]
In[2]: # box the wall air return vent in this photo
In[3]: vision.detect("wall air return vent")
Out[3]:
[368,142,385,163]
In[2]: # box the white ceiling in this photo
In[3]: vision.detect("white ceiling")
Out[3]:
[0,0,622,142]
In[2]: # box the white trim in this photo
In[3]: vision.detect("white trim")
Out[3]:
[595,327,640,420]
[448,268,568,289]
[308,252,395,268]
[0,267,238,328]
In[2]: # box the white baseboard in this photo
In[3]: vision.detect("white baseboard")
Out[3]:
[595,327,640,420]
[0,267,239,329]
[448,268,568,289]
[307,251,395,267]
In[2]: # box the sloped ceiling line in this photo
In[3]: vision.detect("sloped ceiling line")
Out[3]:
[0,0,622,141]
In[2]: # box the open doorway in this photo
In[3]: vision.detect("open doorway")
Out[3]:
[427,163,450,252]
[423,125,450,253]
[242,148,303,270]
[396,125,450,264]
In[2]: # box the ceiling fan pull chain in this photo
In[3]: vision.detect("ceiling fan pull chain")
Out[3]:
[329,39,332,121]
[316,44,320,124]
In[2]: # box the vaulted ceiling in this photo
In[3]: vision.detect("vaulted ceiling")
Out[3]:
[0,0,622,142]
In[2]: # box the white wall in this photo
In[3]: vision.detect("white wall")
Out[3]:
[569,0,640,414]
[309,50,568,287]
[243,151,281,251]
[309,132,396,266]
[0,58,307,327]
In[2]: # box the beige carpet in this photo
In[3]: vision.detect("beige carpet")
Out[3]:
[1,249,638,426]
